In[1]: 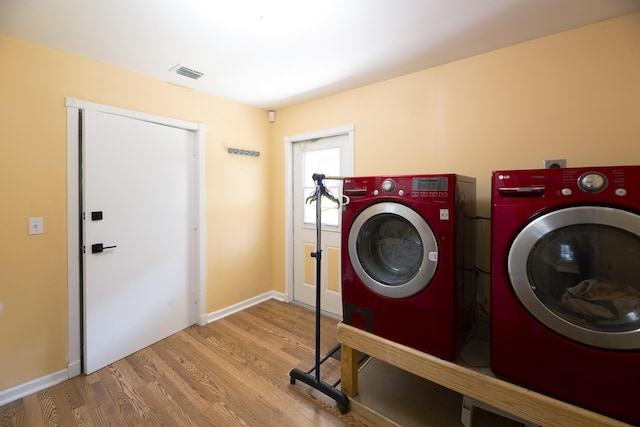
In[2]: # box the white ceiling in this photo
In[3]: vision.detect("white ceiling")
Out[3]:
[2,0,639,110]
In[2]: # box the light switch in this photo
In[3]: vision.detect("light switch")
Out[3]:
[29,217,44,235]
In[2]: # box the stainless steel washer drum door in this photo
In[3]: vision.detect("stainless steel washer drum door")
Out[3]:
[508,205,640,349]
[348,202,438,298]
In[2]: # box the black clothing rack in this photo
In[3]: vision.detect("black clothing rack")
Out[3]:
[289,173,350,414]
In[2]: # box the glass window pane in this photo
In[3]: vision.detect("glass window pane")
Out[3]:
[302,147,340,227]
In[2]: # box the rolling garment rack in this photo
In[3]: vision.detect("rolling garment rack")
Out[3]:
[290,173,350,414]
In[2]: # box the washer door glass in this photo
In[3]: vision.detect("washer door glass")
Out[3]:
[348,202,438,298]
[508,205,640,349]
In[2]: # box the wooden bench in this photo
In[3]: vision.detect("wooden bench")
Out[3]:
[337,322,631,427]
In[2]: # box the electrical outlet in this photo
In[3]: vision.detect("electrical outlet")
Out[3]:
[543,159,566,169]
[28,217,44,235]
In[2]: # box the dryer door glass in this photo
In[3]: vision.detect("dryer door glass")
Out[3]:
[508,206,640,350]
[358,213,422,285]
[348,202,438,298]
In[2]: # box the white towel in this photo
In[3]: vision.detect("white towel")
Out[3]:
[561,279,640,319]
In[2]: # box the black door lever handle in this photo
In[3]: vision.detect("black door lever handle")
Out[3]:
[91,243,117,254]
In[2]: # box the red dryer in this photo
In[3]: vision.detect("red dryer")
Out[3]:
[491,166,640,425]
[341,174,476,360]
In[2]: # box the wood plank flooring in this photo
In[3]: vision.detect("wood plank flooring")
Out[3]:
[0,300,382,427]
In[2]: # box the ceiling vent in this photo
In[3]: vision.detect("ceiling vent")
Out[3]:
[176,66,204,79]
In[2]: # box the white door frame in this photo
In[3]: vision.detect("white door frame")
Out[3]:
[65,97,207,378]
[283,124,354,305]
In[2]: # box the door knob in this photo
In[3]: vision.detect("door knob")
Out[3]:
[91,243,117,254]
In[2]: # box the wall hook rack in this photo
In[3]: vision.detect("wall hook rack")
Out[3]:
[227,148,260,157]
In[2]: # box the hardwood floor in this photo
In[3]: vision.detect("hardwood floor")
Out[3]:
[0,300,382,427]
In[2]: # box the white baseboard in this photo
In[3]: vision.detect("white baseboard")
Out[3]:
[67,360,82,378]
[0,369,68,406]
[205,291,287,323]
[1,292,289,406]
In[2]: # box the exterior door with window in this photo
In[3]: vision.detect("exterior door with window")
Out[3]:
[292,130,353,316]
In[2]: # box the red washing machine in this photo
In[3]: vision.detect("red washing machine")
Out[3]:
[341,174,476,360]
[491,166,640,425]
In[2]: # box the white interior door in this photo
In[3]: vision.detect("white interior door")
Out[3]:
[82,109,196,374]
[292,133,353,317]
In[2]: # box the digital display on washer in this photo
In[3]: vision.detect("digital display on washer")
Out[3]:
[412,177,448,191]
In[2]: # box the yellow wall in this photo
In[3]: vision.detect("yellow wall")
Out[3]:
[0,34,272,390]
[2,12,639,394]
[269,13,640,300]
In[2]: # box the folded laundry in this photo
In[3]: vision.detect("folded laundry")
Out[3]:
[561,279,640,319]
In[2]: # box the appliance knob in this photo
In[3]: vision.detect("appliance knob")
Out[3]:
[561,188,572,196]
[373,189,379,196]
[398,189,405,196]
[381,179,396,193]
[578,172,607,193]
[615,188,627,196]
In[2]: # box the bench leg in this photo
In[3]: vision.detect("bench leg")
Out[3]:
[340,344,359,397]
